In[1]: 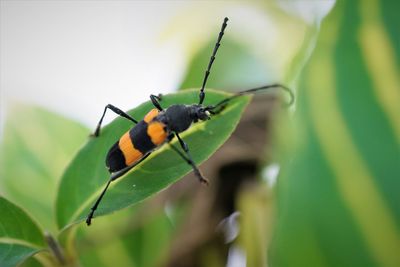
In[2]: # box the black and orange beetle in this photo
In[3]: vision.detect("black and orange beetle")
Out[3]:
[86,17,293,225]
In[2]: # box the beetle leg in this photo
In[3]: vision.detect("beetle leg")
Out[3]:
[150,94,163,111]
[92,104,138,137]
[169,133,209,185]
[86,153,151,226]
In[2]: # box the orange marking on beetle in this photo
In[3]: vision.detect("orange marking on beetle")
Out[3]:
[147,122,168,145]
[144,109,159,123]
[118,132,142,165]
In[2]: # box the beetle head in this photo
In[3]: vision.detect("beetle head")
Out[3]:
[190,105,211,123]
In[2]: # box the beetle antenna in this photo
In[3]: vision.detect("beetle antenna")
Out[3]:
[207,84,295,114]
[199,17,229,105]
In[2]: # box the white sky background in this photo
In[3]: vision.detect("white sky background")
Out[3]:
[0,0,335,132]
[1,1,189,129]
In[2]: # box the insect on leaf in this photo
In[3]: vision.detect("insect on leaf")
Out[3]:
[56,89,250,230]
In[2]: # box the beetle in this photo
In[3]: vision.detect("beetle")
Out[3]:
[86,17,293,225]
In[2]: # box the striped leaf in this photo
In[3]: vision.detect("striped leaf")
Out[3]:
[271,1,400,266]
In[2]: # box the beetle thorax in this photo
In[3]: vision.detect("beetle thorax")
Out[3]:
[159,104,210,133]
[160,104,193,133]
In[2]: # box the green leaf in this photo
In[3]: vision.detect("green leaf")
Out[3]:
[56,89,250,230]
[271,1,400,267]
[237,185,272,267]
[19,256,43,267]
[78,208,173,267]
[0,244,39,267]
[0,105,89,233]
[0,196,45,267]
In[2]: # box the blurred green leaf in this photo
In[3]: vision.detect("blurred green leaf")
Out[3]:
[19,257,43,267]
[0,196,45,267]
[77,208,173,267]
[0,105,89,233]
[128,212,172,267]
[180,38,275,91]
[271,1,400,266]
[237,185,272,267]
[0,244,40,267]
[56,89,250,230]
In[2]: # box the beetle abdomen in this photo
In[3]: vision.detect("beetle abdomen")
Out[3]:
[105,109,168,173]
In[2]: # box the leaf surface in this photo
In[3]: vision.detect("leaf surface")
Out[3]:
[0,197,45,267]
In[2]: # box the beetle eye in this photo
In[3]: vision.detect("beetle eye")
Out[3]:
[197,109,210,121]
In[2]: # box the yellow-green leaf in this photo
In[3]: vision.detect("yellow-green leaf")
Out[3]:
[271,1,400,266]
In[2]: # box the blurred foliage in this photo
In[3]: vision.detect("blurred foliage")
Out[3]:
[237,184,273,267]
[0,105,88,233]
[0,197,45,267]
[78,207,173,267]
[271,1,400,267]
[180,38,272,91]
